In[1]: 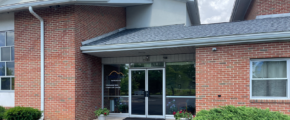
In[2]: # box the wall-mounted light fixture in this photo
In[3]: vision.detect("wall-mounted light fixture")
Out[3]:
[212,48,217,51]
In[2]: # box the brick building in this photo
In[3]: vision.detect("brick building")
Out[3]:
[0,0,290,119]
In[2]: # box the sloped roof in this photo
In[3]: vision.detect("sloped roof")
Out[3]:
[84,17,290,46]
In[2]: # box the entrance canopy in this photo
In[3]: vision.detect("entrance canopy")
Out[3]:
[81,16,290,58]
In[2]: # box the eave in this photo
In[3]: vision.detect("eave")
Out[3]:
[81,31,290,53]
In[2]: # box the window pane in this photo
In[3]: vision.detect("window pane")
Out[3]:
[0,62,5,76]
[1,78,10,90]
[104,64,129,96]
[130,62,164,68]
[252,80,287,97]
[166,62,195,96]
[6,31,14,46]
[12,78,14,90]
[7,62,14,75]
[104,97,128,113]
[0,32,5,46]
[166,98,196,115]
[1,47,10,61]
[252,61,286,78]
[11,47,14,61]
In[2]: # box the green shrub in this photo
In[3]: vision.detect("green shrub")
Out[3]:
[94,108,110,116]
[194,105,290,120]
[0,106,5,120]
[4,106,42,120]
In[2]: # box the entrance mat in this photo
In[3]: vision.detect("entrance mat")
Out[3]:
[123,118,165,120]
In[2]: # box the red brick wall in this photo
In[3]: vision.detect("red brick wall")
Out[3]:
[15,5,125,120]
[15,6,77,119]
[195,42,290,114]
[246,0,290,20]
[74,6,126,120]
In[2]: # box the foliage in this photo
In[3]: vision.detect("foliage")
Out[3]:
[117,97,128,112]
[0,106,5,120]
[167,99,177,114]
[173,110,193,120]
[94,108,110,116]
[166,62,195,96]
[118,104,128,113]
[194,105,290,120]
[4,106,42,120]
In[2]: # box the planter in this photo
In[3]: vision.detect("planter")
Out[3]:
[98,114,106,120]
[179,118,189,120]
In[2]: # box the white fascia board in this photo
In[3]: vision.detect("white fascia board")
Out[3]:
[80,31,290,53]
[107,0,153,4]
[0,0,152,13]
[0,0,72,13]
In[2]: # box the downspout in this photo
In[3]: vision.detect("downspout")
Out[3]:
[29,6,45,119]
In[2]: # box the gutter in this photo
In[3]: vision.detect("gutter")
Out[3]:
[81,31,290,53]
[29,6,45,120]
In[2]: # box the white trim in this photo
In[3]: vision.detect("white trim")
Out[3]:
[102,64,104,109]
[81,31,290,53]
[250,58,290,100]
[0,0,152,13]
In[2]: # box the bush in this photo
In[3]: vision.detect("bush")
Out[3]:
[194,105,290,120]
[0,106,5,120]
[4,106,42,120]
[94,108,110,117]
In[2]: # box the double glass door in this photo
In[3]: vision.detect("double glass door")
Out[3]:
[129,69,165,118]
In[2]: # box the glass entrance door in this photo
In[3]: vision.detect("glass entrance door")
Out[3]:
[129,69,165,118]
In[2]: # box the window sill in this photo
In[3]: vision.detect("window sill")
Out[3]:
[0,90,14,93]
[250,99,290,104]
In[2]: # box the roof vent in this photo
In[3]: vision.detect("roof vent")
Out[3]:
[256,13,290,19]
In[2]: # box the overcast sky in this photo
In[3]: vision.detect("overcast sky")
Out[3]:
[198,0,236,24]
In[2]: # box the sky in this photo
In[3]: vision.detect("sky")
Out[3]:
[197,0,236,24]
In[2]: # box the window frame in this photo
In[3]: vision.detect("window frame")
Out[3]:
[0,30,14,92]
[250,58,290,100]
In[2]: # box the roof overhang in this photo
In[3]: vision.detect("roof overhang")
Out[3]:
[0,0,153,13]
[230,0,252,22]
[81,31,290,54]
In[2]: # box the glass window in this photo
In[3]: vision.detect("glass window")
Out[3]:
[0,62,5,76]
[12,78,14,90]
[251,60,288,98]
[1,47,10,61]
[6,31,14,46]
[0,31,15,91]
[130,62,164,68]
[104,97,128,113]
[104,64,129,96]
[166,62,195,96]
[166,98,196,115]
[11,47,14,61]
[0,32,5,46]
[7,62,14,76]
[1,78,10,90]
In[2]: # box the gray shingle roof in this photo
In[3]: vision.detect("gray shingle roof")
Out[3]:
[84,17,290,46]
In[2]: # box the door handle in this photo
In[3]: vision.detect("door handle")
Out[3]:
[144,91,149,97]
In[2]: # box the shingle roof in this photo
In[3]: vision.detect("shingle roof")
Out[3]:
[84,17,290,46]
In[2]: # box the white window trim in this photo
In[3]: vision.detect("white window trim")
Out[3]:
[250,58,290,100]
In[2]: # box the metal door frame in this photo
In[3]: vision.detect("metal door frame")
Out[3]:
[129,68,165,118]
